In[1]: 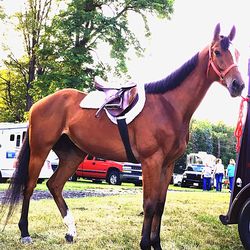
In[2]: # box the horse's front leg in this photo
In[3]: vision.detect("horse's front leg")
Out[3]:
[150,163,174,250]
[140,157,163,250]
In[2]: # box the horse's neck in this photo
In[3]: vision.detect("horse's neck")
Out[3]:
[164,48,215,122]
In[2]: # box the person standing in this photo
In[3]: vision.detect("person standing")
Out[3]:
[202,163,212,191]
[226,159,236,192]
[214,158,225,192]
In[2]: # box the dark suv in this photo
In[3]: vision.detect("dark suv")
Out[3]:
[181,164,205,188]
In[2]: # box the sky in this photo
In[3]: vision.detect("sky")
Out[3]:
[1,0,250,126]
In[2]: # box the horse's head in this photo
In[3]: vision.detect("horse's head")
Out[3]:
[208,23,245,97]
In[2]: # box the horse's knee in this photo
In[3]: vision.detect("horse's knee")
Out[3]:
[144,201,156,218]
[155,201,165,216]
[46,179,60,196]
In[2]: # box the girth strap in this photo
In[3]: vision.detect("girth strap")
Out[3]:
[116,117,138,163]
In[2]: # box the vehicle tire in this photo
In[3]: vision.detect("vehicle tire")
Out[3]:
[107,170,121,185]
[238,199,250,249]
[37,178,44,184]
[181,182,188,188]
[134,181,142,186]
[0,172,7,183]
[92,179,102,184]
[70,174,77,182]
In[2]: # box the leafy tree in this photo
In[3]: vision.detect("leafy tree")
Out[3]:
[212,122,236,165]
[189,120,213,154]
[0,66,27,122]
[0,0,53,114]
[0,2,6,20]
[36,0,174,96]
[12,0,53,110]
[174,120,236,171]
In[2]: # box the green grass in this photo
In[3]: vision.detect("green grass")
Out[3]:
[0,183,243,250]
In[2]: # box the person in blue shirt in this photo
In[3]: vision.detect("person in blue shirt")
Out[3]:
[226,159,236,192]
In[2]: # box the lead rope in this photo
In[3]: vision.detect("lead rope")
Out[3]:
[234,96,250,152]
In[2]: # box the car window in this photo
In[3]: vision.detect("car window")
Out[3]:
[96,157,105,161]
[192,165,204,172]
[87,155,93,160]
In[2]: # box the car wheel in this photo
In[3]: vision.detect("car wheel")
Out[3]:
[238,199,250,249]
[92,179,102,184]
[134,181,142,186]
[181,182,188,188]
[70,174,77,182]
[0,172,7,183]
[37,178,44,184]
[107,170,121,185]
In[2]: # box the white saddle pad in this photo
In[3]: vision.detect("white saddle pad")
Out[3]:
[80,83,146,124]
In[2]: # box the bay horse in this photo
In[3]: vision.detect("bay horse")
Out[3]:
[1,23,245,250]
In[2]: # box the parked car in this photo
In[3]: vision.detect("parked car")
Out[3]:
[71,155,142,186]
[172,173,183,186]
[181,164,214,188]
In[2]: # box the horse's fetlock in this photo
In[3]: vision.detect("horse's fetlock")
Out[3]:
[140,237,151,250]
[18,219,29,238]
[151,236,161,250]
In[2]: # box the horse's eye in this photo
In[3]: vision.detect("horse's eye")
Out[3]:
[214,50,221,57]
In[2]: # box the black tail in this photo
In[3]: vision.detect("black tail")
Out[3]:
[1,129,30,220]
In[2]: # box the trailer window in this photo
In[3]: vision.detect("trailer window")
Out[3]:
[10,134,15,141]
[16,135,21,147]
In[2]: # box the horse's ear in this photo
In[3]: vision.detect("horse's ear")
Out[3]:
[213,23,221,41]
[228,25,236,41]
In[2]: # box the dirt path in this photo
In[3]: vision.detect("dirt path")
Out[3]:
[0,188,142,201]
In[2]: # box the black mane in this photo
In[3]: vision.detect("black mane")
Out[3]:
[144,53,199,94]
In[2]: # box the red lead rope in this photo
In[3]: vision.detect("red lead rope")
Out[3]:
[234,96,250,152]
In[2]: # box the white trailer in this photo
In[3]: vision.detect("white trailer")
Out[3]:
[0,122,53,183]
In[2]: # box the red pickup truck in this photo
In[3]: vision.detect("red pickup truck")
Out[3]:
[71,155,142,186]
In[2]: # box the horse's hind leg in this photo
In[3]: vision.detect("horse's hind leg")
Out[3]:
[46,134,85,242]
[19,150,50,243]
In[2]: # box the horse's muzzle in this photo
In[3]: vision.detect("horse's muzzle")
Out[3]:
[229,80,245,97]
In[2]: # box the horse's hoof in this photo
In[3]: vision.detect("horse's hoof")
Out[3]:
[21,236,32,244]
[65,233,74,243]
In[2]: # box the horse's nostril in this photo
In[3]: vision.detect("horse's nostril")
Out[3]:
[232,80,238,88]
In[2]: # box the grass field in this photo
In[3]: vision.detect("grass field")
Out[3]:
[0,181,244,250]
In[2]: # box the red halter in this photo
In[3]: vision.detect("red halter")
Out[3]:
[207,45,238,83]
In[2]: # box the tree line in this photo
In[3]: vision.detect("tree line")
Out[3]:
[176,119,237,170]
